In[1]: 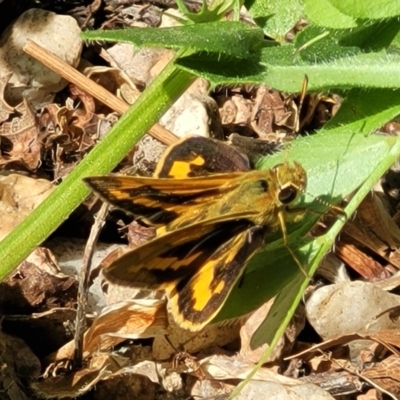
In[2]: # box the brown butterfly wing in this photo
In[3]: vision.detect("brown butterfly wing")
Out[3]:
[101,214,265,331]
[155,136,250,178]
[167,226,265,331]
[84,174,244,225]
[101,214,258,287]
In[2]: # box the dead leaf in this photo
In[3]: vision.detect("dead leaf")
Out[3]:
[0,174,53,239]
[153,321,240,361]
[3,308,77,360]
[240,300,284,363]
[364,355,400,397]
[0,73,15,123]
[32,353,113,398]
[83,65,141,106]
[335,241,389,281]
[48,299,167,362]
[191,354,335,399]
[0,98,41,170]
[0,248,78,314]
[339,192,400,273]
[0,330,41,399]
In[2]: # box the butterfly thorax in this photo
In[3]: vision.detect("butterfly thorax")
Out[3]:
[164,161,307,233]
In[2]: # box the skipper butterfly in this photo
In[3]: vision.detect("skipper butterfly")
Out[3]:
[84,136,307,331]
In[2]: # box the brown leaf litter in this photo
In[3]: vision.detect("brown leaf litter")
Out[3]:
[1,2,400,400]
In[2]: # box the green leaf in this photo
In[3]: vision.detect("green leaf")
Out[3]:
[304,0,357,28]
[266,51,400,91]
[251,271,310,349]
[213,131,397,324]
[392,30,400,49]
[324,88,400,133]
[177,48,400,91]
[82,21,264,59]
[328,0,400,20]
[228,134,400,399]
[245,0,304,41]
[293,20,400,62]
[294,25,360,62]
[339,18,400,51]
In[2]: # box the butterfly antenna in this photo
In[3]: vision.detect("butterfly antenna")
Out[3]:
[283,75,309,164]
[282,136,293,167]
[295,75,308,133]
[277,210,309,277]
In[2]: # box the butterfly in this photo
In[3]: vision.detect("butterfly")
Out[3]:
[84,136,307,331]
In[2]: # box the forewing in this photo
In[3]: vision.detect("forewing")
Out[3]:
[167,226,265,331]
[84,174,243,225]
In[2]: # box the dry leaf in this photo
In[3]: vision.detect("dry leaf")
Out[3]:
[364,355,400,397]
[0,330,41,399]
[0,174,53,239]
[339,192,400,273]
[0,247,77,313]
[48,299,167,362]
[0,98,41,170]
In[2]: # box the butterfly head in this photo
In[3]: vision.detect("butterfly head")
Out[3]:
[273,161,307,207]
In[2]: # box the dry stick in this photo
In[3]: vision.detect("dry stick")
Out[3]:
[73,202,110,368]
[317,349,398,400]
[23,40,179,146]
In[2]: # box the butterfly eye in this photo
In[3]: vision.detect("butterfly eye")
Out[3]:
[278,185,298,204]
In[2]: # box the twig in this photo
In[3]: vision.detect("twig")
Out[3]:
[23,40,178,145]
[317,349,398,400]
[73,202,109,368]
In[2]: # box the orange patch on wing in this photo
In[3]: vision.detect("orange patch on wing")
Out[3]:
[191,260,225,311]
[169,156,205,178]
